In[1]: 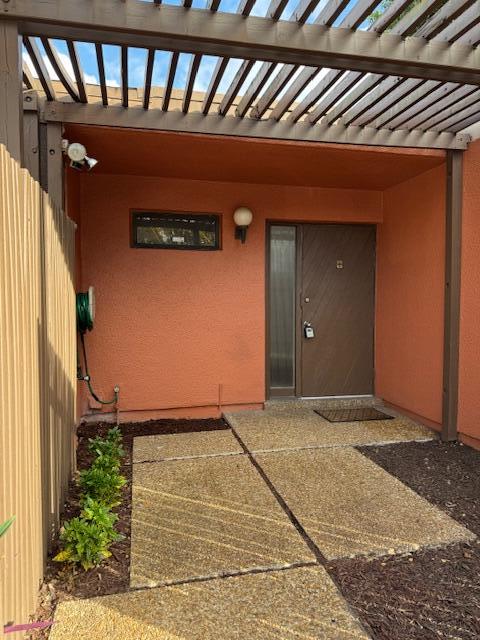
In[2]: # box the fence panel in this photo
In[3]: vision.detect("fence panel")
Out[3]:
[0,144,76,633]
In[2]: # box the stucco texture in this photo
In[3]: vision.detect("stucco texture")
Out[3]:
[375,165,446,429]
[69,135,448,429]
[75,172,382,417]
[458,140,480,447]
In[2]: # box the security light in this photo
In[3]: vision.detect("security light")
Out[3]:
[64,141,99,171]
[67,142,87,163]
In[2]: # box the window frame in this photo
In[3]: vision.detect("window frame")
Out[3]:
[131,210,222,251]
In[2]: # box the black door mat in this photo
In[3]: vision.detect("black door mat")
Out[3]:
[315,407,395,423]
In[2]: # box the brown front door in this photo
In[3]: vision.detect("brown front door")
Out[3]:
[300,224,376,397]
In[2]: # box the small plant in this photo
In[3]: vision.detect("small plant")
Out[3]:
[88,426,124,461]
[79,465,126,508]
[55,426,126,571]
[54,503,122,571]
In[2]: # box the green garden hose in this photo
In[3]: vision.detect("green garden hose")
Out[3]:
[77,289,119,406]
[76,291,94,334]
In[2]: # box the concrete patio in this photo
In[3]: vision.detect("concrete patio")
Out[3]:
[50,405,475,639]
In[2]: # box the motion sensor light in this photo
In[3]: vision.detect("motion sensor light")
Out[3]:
[67,142,87,163]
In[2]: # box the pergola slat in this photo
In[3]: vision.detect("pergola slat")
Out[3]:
[206,0,222,10]
[388,0,449,37]
[162,51,179,111]
[250,64,298,118]
[202,57,229,114]
[235,62,276,118]
[218,59,255,116]
[339,0,384,29]
[326,73,384,124]
[288,69,342,123]
[449,108,480,132]
[66,40,87,103]
[308,71,363,124]
[416,0,477,39]
[121,46,128,108]
[41,37,79,102]
[143,48,155,110]
[375,80,443,127]
[406,85,478,129]
[269,66,320,120]
[372,0,415,34]
[237,0,258,16]
[22,64,35,90]
[434,100,480,130]
[267,0,290,20]
[344,76,406,126]
[294,0,323,24]
[440,4,480,42]
[95,43,108,106]
[386,83,464,129]
[315,0,352,26]
[429,95,480,130]
[183,53,201,113]
[23,37,56,101]
[353,78,426,126]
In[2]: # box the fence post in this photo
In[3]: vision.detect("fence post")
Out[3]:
[0,20,23,162]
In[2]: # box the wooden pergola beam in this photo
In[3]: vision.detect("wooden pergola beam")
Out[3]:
[4,1,480,86]
[42,101,470,150]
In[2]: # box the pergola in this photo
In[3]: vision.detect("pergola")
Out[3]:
[1,0,479,151]
[0,0,475,440]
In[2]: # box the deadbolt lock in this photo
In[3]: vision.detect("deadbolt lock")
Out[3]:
[336,260,344,269]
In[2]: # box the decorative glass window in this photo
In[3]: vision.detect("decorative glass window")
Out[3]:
[132,212,221,250]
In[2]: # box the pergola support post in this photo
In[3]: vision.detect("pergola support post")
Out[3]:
[22,90,40,181]
[442,150,463,441]
[0,20,23,162]
[39,121,64,210]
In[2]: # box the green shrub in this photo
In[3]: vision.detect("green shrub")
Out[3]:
[55,427,126,571]
[79,465,126,508]
[88,427,125,461]
[54,498,122,570]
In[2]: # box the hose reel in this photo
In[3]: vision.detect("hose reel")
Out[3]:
[76,287,119,406]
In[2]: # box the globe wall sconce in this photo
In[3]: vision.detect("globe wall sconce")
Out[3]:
[233,207,253,244]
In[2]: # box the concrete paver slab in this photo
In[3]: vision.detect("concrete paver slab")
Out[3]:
[227,406,434,452]
[130,455,315,587]
[133,430,243,463]
[50,566,369,640]
[255,447,475,560]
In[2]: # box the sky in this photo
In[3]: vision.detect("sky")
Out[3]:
[23,0,375,103]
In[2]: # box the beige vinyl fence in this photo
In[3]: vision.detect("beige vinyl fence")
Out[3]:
[0,144,76,633]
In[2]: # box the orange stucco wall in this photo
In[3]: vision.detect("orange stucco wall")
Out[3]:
[458,140,480,447]
[375,166,446,430]
[74,173,382,418]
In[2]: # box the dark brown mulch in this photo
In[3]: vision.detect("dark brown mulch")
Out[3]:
[329,541,480,640]
[30,418,227,638]
[327,440,480,640]
[359,440,480,535]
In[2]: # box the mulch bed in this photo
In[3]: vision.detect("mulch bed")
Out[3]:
[327,440,480,640]
[30,417,227,638]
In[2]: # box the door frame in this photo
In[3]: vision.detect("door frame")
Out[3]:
[266,220,377,400]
